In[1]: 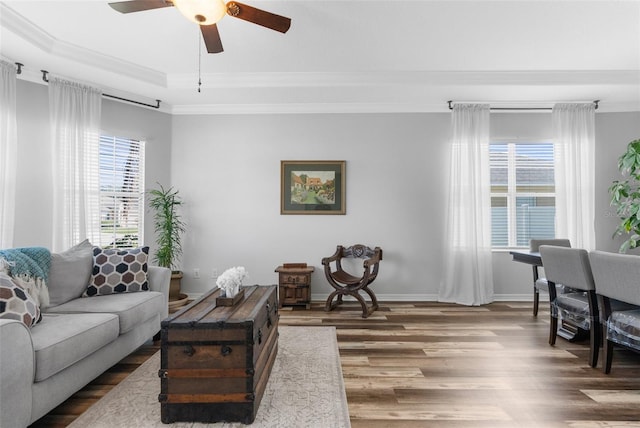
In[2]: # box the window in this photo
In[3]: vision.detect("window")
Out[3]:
[97,135,145,249]
[490,142,555,248]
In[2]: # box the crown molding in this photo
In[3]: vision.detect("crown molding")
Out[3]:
[0,3,54,52]
[168,70,640,89]
[170,102,452,115]
[1,3,166,87]
[169,99,639,115]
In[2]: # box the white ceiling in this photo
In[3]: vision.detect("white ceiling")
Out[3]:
[2,0,639,114]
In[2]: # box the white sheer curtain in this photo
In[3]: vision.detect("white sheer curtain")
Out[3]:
[49,77,102,252]
[552,103,596,250]
[439,104,494,306]
[0,60,17,248]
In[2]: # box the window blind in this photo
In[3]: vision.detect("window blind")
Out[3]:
[490,142,555,248]
[97,135,145,249]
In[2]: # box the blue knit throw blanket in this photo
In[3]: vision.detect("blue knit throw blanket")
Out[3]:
[0,247,51,307]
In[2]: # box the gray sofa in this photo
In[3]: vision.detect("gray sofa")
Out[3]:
[0,242,170,428]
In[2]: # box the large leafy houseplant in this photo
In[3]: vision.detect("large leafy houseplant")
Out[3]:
[148,184,186,272]
[609,139,640,253]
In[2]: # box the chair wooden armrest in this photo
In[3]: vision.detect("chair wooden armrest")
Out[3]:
[321,245,344,266]
[363,248,382,268]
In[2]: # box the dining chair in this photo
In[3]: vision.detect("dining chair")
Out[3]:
[530,239,571,316]
[539,245,599,367]
[589,250,640,373]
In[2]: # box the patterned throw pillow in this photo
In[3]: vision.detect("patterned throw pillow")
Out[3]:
[84,247,149,297]
[0,272,41,327]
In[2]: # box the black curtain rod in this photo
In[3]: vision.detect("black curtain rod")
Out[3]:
[102,93,161,109]
[447,100,600,111]
[36,68,161,110]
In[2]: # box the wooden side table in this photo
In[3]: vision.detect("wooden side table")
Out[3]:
[275,263,314,309]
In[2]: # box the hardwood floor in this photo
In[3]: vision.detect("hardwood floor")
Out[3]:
[31,301,640,427]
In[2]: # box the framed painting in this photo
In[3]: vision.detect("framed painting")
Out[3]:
[281,160,346,215]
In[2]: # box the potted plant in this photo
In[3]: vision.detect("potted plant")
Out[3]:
[609,139,640,253]
[148,184,186,301]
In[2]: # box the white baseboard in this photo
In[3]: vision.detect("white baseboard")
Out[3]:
[312,293,544,302]
[184,292,545,303]
[184,292,204,300]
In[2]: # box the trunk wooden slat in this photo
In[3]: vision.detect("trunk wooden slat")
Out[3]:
[159,285,279,424]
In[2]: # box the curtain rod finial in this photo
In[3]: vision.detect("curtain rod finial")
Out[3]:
[15,62,23,74]
[41,70,49,82]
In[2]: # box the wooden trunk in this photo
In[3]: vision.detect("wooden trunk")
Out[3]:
[159,285,279,424]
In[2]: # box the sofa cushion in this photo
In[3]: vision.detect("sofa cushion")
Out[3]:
[30,312,119,382]
[48,239,94,307]
[84,247,149,296]
[0,272,41,327]
[44,291,164,334]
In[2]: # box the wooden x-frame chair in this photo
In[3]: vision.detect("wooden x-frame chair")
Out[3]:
[322,244,383,318]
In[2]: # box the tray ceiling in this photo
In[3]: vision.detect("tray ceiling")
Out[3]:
[1,0,639,114]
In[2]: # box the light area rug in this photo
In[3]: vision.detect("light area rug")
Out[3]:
[69,326,350,428]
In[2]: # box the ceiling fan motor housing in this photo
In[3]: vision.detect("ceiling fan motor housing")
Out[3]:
[173,0,226,25]
[227,2,240,17]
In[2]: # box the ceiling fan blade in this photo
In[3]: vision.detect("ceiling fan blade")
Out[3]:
[109,0,173,14]
[201,24,224,54]
[226,2,291,33]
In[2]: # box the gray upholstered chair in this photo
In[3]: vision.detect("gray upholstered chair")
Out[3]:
[589,250,640,374]
[539,245,600,367]
[530,239,571,316]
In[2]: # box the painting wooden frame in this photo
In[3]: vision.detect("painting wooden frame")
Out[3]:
[281,160,346,215]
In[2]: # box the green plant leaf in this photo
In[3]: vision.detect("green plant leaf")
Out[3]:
[611,139,640,253]
[620,242,628,253]
[148,183,186,270]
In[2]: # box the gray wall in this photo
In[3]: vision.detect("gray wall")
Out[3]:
[595,113,640,253]
[170,113,450,299]
[11,79,640,300]
[171,111,640,299]
[12,80,172,248]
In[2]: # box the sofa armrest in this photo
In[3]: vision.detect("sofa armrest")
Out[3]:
[148,266,170,320]
[0,319,34,428]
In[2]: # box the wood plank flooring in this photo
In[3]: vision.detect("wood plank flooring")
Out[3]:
[30,301,640,427]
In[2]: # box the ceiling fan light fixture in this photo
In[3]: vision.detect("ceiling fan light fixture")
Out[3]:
[173,0,227,25]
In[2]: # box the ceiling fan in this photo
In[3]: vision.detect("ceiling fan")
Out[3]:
[108,0,291,54]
